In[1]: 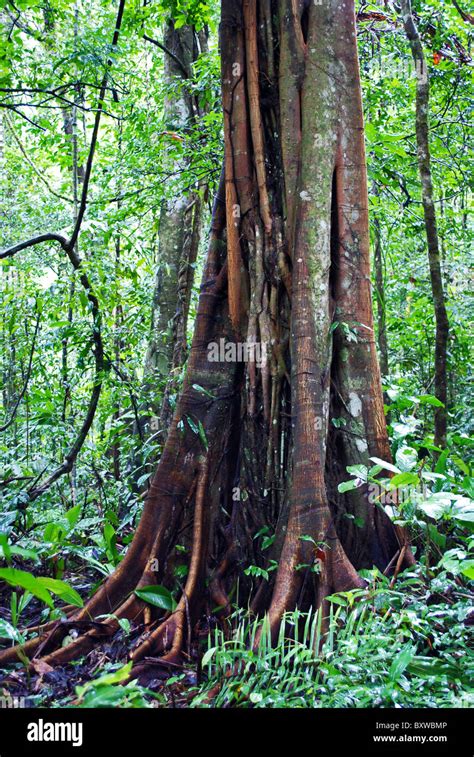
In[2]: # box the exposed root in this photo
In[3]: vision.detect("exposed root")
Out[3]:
[243,0,272,234]
[209,546,236,618]
[131,456,209,665]
[131,611,184,666]
[36,595,144,668]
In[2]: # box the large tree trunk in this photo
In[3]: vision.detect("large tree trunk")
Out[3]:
[0,0,413,674]
[401,0,450,449]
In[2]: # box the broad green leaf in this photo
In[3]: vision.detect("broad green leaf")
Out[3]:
[36,577,83,608]
[338,479,361,493]
[325,594,347,606]
[417,394,445,407]
[389,472,419,489]
[65,505,81,529]
[461,562,474,580]
[0,568,53,607]
[201,646,217,667]
[76,662,133,698]
[135,585,176,611]
[395,446,418,472]
[346,464,368,482]
[369,457,401,474]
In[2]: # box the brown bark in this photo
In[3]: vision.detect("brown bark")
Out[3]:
[0,0,413,674]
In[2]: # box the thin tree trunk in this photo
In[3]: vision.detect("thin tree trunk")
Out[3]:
[60,6,82,502]
[401,0,449,449]
[373,187,389,380]
[143,21,205,434]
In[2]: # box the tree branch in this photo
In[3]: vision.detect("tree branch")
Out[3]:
[451,0,474,25]
[3,111,73,204]
[0,311,41,433]
[143,34,190,79]
[69,0,126,250]
[0,233,68,259]
[0,0,127,500]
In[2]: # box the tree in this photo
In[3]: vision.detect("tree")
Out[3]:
[0,0,413,676]
[401,0,450,449]
[143,20,207,435]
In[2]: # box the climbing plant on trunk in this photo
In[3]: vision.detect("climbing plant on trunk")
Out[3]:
[0,0,413,676]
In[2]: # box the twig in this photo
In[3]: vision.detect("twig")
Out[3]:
[0,311,41,432]
[389,545,407,588]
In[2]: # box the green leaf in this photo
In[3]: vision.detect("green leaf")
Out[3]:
[36,577,83,608]
[0,568,53,607]
[76,662,133,698]
[338,479,361,493]
[388,644,414,683]
[418,497,447,520]
[201,646,217,667]
[77,685,129,708]
[407,656,466,684]
[389,472,419,489]
[452,456,470,476]
[369,457,401,474]
[187,416,199,435]
[325,594,347,606]
[103,522,119,565]
[0,535,39,563]
[346,464,368,482]
[65,505,81,529]
[134,585,176,611]
[435,449,449,475]
[192,384,215,399]
[198,420,208,450]
[395,446,418,472]
[118,618,131,634]
[0,618,23,642]
[460,561,474,580]
[418,394,445,407]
